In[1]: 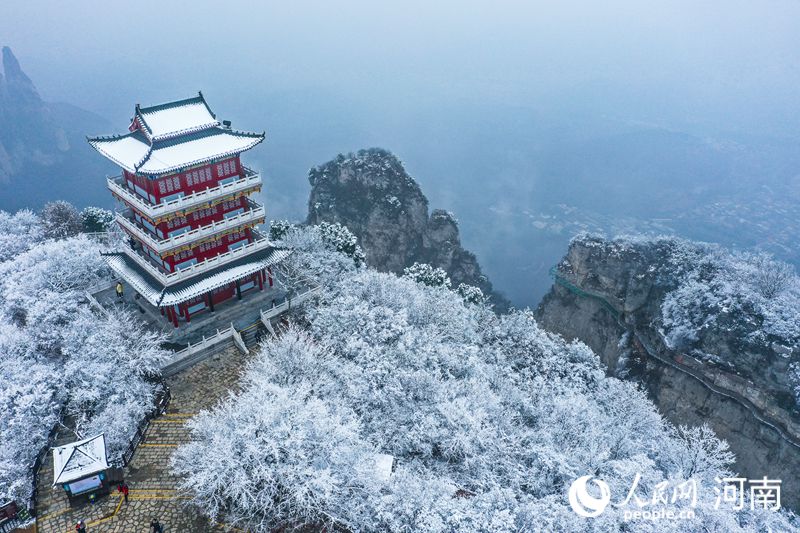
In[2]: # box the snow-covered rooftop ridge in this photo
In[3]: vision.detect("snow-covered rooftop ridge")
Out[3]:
[52,434,109,486]
[88,93,265,175]
[136,93,219,141]
[88,127,264,175]
[106,247,292,306]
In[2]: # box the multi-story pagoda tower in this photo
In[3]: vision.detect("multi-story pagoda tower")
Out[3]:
[88,93,290,327]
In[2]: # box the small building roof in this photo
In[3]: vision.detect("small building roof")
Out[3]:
[52,434,109,486]
[105,246,292,307]
[135,93,218,141]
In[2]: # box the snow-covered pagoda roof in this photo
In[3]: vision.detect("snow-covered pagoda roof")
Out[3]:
[52,434,109,486]
[135,93,218,141]
[105,247,292,307]
[87,93,265,176]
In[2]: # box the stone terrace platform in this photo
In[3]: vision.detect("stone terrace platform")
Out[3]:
[34,346,252,533]
[91,282,287,346]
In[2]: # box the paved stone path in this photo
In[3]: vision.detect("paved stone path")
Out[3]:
[34,346,252,533]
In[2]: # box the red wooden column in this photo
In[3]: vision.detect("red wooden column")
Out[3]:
[206,292,215,313]
[267,267,273,288]
[168,306,178,328]
[258,271,264,291]
[182,303,191,324]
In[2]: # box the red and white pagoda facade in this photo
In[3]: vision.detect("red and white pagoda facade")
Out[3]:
[88,93,290,327]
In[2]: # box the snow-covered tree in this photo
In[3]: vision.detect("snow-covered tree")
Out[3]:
[272,222,363,290]
[39,200,83,240]
[791,362,800,408]
[317,221,366,266]
[173,248,798,531]
[0,209,42,262]
[268,219,294,241]
[403,262,451,288]
[0,324,61,506]
[80,206,114,233]
[61,308,170,451]
[0,217,170,506]
[456,282,485,305]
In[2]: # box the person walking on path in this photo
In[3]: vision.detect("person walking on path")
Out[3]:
[150,518,164,533]
[115,281,124,299]
[76,520,87,533]
[118,482,129,503]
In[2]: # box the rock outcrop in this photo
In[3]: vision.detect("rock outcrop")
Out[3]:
[537,235,800,509]
[307,148,509,310]
[0,46,111,209]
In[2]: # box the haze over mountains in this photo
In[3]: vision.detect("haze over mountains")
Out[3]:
[0,47,113,210]
[2,22,799,306]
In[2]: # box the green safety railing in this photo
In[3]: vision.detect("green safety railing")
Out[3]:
[549,266,620,318]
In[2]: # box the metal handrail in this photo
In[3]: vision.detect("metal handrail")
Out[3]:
[115,203,265,254]
[120,383,171,467]
[107,172,262,220]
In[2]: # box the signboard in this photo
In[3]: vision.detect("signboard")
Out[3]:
[68,475,102,495]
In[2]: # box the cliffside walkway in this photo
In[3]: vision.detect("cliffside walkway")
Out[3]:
[552,268,800,451]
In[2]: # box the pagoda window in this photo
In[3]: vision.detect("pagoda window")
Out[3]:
[167,216,188,230]
[228,230,247,242]
[191,206,218,222]
[140,218,156,233]
[174,249,193,261]
[228,239,247,252]
[224,207,245,219]
[162,191,185,204]
[175,258,198,271]
[168,226,190,239]
[132,182,148,200]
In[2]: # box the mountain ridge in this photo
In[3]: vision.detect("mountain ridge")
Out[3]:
[0,46,112,210]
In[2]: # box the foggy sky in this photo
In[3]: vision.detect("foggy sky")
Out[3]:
[2,0,799,305]
[3,0,798,136]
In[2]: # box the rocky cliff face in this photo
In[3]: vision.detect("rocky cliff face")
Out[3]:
[307,148,509,310]
[0,46,111,210]
[537,235,800,509]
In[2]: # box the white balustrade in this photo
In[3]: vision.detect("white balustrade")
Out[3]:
[115,204,265,253]
[107,171,262,220]
[122,236,273,286]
